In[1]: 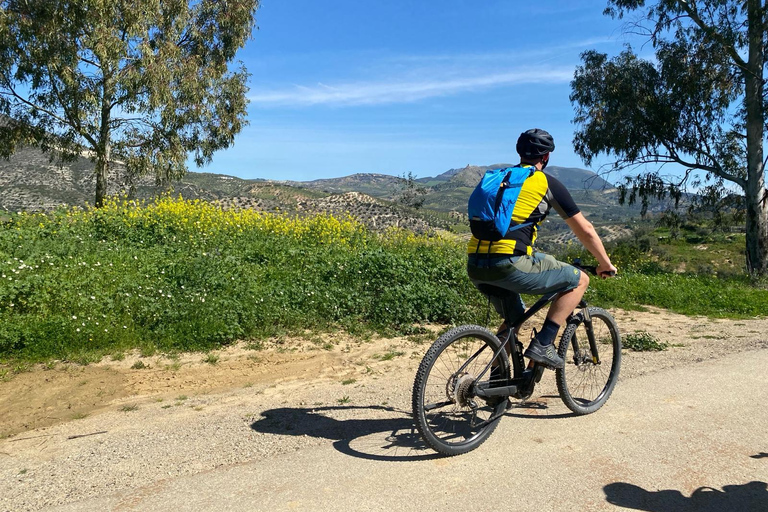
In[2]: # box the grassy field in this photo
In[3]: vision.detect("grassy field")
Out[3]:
[0,197,485,363]
[1,197,766,364]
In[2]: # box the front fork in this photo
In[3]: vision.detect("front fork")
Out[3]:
[568,301,601,365]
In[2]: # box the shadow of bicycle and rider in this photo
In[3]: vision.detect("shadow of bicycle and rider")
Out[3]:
[249,404,439,462]
[249,398,574,462]
[251,404,767,509]
[604,481,768,511]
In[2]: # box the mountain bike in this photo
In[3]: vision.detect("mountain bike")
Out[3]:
[411,263,621,456]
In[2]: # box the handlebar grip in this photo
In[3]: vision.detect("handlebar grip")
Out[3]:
[571,262,615,278]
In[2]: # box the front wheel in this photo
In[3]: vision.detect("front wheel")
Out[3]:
[556,307,621,415]
[412,325,510,456]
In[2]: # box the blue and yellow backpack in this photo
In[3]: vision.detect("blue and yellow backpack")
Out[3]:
[467,165,534,241]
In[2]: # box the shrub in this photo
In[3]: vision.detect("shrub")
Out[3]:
[1,196,765,363]
[623,331,668,352]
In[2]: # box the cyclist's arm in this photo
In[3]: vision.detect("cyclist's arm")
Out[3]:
[543,174,616,278]
[565,213,617,277]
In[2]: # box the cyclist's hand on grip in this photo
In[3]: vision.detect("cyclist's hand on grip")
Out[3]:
[597,262,617,279]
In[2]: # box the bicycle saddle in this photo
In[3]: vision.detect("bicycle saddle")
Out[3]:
[475,284,509,298]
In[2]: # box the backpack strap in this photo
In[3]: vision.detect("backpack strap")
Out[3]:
[491,170,513,217]
[499,165,535,238]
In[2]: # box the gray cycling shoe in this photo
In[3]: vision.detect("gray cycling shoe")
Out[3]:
[524,338,564,369]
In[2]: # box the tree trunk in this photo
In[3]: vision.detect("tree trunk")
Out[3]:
[743,0,767,275]
[95,151,108,208]
[744,182,768,275]
[94,83,112,208]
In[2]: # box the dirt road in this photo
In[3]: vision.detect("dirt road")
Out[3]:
[1,308,767,511]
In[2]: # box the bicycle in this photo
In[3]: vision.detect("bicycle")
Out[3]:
[411,263,621,456]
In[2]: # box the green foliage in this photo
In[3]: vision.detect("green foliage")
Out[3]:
[0,0,259,205]
[1,197,766,364]
[394,172,428,210]
[202,353,220,365]
[553,223,768,318]
[623,331,668,352]
[0,197,487,362]
[571,0,768,274]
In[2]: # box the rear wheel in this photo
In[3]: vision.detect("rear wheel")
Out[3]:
[412,325,510,456]
[556,307,621,415]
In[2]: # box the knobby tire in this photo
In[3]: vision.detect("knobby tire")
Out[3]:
[556,307,621,415]
[412,325,510,456]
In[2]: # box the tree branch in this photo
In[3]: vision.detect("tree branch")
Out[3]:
[46,69,97,148]
[688,117,738,183]
[675,0,752,75]
[658,142,746,188]
[79,56,101,69]
[1,78,72,133]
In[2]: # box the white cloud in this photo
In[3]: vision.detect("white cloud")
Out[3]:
[249,68,573,107]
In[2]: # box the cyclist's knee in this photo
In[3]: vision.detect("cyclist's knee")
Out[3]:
[579,270,590,288]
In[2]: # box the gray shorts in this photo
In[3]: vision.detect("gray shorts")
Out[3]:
[467,252,581,322]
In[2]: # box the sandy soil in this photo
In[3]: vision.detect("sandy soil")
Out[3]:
[2,307,766,440]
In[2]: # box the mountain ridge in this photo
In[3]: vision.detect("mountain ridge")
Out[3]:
[0,145,650,240]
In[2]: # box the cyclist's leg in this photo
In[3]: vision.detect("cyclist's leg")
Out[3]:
[467,254,526,370]
[500,253,583,368]
[467,254,527,331]
[492,293,525,336]
[546,270,589,325]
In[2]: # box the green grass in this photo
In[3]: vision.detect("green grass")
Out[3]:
[623,331,669,351]
[202,353,219,365]
[373,349,405,361]
[0,197,483,363]
[555,229,768,318]
[586,272,768,318]
[0,197,765,365]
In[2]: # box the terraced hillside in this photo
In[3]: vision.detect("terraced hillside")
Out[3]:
[0,145,651,240]
[215,192,440,233]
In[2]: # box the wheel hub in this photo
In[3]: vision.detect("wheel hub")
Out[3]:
[573,350,594,369]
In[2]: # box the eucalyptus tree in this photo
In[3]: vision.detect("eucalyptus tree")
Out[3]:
[0,0,258,206]
[571,0,768,274]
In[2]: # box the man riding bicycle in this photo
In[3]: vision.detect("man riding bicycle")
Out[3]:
[467,128,617,369]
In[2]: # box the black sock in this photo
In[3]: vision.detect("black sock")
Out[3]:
[537,319,561,346]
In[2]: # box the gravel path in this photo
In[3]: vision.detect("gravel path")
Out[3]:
[1,308,767,511]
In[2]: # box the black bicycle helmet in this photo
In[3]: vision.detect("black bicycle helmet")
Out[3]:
[516,128,555,158]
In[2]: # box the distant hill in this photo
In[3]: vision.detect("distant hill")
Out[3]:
[284,173,402,198]
[287,164,618,216]
[428,164,614,191]
[0,145,658,240]
[0,147,456,234]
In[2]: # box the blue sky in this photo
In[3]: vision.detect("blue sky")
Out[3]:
[197,0,645,181]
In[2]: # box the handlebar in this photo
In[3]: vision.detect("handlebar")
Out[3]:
[572,259,616,278]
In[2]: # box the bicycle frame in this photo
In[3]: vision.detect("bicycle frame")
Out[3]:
[412,262,619,454]
[470,292,597,404]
